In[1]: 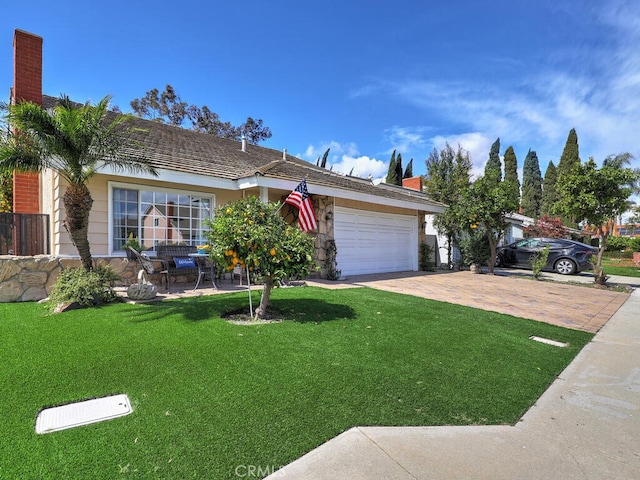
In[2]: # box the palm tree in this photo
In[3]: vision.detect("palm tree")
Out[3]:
[603,153,639,226]
[0,95,157,270]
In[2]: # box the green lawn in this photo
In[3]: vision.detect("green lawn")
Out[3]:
[603,263,640,277]
[0,287,592,479]
[603,254,640,277]
[604,265,640,277]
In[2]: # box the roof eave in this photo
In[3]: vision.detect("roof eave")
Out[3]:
[238,175,446,214]
[100,165,238,190]
[99,165,446,214]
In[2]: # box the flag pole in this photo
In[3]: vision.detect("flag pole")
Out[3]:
[275,177,306,215]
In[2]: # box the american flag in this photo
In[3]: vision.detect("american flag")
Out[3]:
[284,179,317,232]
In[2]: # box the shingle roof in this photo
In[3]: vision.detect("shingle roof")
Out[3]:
[42,95,445,211]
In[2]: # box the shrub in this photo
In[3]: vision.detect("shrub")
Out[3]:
[605,250,634,259]
[49,266,120,309]
[605,236,631,251]
[459,230,491,267]
[530,245,550,280]
[630,237,640,252]
[419,243,436,271]
[523,215,568,238]
[0,169,12,213]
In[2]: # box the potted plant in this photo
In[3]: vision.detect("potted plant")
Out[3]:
[196,244,211,255]
[122,233,143,260]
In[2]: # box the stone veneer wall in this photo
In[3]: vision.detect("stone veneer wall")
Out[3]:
[0,255,145,303]
[313,195,334,279]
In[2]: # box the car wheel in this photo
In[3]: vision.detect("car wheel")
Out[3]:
[495,255,504,267]
[554,258,576,275]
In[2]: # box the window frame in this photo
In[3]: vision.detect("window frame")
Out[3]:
[108,181,215,256]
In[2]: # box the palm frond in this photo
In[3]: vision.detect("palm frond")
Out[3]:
[2,94,157,183]
[0,128,45,173]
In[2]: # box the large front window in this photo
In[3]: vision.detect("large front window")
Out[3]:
[112,185,213,253]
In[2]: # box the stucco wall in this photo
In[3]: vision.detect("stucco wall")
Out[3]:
[51,174,249,257]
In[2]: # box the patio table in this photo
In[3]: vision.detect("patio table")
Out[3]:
[189,253,217,290]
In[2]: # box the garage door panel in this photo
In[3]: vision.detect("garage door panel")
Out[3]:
[334,206,418,276]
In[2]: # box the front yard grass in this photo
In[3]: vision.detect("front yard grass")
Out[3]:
[0,287,592,479]
[602,255,640,277]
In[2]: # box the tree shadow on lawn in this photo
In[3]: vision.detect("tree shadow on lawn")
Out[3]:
[121,294,356,324]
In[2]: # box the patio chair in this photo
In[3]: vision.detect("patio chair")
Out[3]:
[232,265,248,285]
[128,247,169,290]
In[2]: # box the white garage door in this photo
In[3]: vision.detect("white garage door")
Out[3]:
[334,206,418,276]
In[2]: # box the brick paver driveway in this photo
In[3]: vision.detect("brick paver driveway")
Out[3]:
[307,270,630,333]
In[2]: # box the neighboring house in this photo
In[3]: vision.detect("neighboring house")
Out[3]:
[8,29,446,278]
[423,212,535,267]
[502,213,535,244]
[613,224,640,238]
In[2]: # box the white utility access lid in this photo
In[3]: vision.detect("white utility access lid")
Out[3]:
[35,394,132,434]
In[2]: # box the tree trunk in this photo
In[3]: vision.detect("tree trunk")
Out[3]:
[255,275,274,319]
[487,233,498,274]
[594,266,607,285]
[594,230,608,285]
[63,184,94,271]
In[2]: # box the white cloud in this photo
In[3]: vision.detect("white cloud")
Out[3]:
[331,155,387,179]
[301,141,387,179]
[429,132,494,179]
[384,126,429,157]
[355,0,640,172]
[303,140,359,164]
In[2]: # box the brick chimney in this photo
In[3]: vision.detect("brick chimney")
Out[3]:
[402,176,423,192]
[12,29,42,214]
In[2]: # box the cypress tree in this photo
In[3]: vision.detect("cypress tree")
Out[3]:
[386,150,398,184]
[395,153,404,185]
[503,146,520,209]
[424,143,472,267]
[317,148,330,168]
[403,158,413,178]
[540,161,559,216]
[556,128,581,227]
[484,138,502,184]
[521,150,543,218]
[557,128,580,179]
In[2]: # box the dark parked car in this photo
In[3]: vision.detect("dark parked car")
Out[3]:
[495,237,598,275]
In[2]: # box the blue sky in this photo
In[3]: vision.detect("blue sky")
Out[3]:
[2,0,640,183]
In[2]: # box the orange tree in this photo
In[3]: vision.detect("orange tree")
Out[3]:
[204,196,316,319]
[555,156,639,285]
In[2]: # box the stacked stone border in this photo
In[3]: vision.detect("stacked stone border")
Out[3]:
[0,256,146,303]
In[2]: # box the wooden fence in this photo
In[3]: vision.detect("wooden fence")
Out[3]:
[0,213,50,256]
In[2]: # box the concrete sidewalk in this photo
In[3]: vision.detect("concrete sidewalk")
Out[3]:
[267,289,640,480]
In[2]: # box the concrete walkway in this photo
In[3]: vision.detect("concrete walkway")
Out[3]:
[267,288,640,480]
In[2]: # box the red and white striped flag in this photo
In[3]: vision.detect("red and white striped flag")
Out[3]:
[284,179,317,232]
